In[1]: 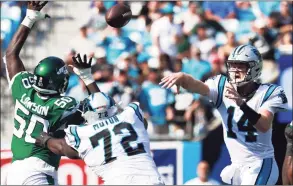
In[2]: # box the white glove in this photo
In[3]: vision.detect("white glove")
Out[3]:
[71,66,94,86]
[70,54,95,86]
[22,9,49,28]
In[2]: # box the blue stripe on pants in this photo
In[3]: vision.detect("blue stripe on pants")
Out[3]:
[255,158,273,185]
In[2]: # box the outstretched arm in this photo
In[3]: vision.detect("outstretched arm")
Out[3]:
[4,1,49,81]
[159,72,210,96]
[70,53,100,93]
[36,132,79,159]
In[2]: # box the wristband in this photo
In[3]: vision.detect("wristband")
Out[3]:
[21,9,48,29]
[21,16,36,29]
[240,102,261,126]
[80,75,95,86]
[72,67,94,86]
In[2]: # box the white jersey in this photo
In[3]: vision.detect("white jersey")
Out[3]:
[64,102,161,182]
[205,75,288,163]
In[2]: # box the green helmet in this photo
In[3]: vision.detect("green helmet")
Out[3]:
[33,56,69,95]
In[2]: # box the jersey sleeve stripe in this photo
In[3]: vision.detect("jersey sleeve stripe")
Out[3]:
[260,84,278,106]
[215,75,227,108]
[70,127,80,149]
[128,103,143,122]
[255,158,273,185]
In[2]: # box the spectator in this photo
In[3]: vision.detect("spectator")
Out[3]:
[218,32,239,62]
[93,64,115,94]
[235,2,256,21]
[279,1,292,26]
[67,25,96,59]
[248,19,276,60]
[189,23,216,61]
[109,69,135,108]
[150,2,183,58]
[250,1,280,18]
[184,161,220,185]
[86,1,107,34]
[179,1,201,35]
[267,11,292,35]
[275,32,292,54]
[101,27,136,65]
[158,53,173,77]
[203,1,238,33]
[140,1,161,22]
[182,46,211,81]
[139,59,174,135]
[203,1,236,20]
[203,54,224,81]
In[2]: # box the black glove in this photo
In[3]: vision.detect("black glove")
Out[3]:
[35,132,52,148]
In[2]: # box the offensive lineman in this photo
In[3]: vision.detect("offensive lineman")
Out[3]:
[3,1,99,185]
[36,92,164,185]
[160,44,288,185]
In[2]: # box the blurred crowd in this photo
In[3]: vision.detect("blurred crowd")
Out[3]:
[1,1,293,140]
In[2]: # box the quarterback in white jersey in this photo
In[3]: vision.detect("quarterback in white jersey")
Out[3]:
[36,92,164,185]
[160,44,289,185]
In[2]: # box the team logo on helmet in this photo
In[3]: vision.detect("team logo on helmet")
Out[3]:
[57,66,68,75]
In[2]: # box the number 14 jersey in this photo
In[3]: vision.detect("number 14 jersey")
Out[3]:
[205,75,289,163]
[64,102,160,180]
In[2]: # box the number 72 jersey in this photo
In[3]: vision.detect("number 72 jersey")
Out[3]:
[64,102,158,179]
[205,75,289,163]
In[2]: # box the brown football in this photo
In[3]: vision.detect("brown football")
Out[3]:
[105,4,132,28]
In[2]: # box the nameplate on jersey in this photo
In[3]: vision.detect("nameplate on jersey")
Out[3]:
[92,115,120,130]
[20,93,49,116]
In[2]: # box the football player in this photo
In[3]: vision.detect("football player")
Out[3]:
[160,44,289,185]
[3,1,99,185]
[282,121,292,185]
[36,92,164,185]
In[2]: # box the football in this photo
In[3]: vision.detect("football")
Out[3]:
[105,4,132,28]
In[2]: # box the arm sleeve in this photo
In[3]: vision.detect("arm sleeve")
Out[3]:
[127,102,144,123]
[260,86,289,114]
[64,125,80,151]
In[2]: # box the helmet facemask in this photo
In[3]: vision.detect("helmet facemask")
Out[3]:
[226,60,258,87]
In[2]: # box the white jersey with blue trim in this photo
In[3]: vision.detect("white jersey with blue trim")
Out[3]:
[205,75,289,163]
[64,102,159,179]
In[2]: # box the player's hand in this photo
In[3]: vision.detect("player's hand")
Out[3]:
[71,53,93,69]
[70,53,95,86]
[35,132,52,148]
[159,72,185,94]
[225,83,245,106]
[28,1,49,11]
[70,53,92,76]
[27,1,50,19]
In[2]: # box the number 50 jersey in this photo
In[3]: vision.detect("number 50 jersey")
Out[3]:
[205,75,289,163]
[64,102,160,180]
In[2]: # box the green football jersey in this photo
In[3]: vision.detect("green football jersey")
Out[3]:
[10,71,79,169]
